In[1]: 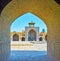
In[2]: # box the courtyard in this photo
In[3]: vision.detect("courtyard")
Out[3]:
[11,41,47,51]
[9,41,58,61]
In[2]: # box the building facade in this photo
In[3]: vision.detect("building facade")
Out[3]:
[11,22,47,42]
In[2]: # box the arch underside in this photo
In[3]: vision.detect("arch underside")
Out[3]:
[1,0,60,25]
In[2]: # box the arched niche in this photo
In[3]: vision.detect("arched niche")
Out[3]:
[21,37,25,41]
[28,29,36,41]
[39,37,43,41]
[13,34,19,41]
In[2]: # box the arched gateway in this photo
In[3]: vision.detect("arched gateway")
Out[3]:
[0,0,60,61]
[25,21,39,41]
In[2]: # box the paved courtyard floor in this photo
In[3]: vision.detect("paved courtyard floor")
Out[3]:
[11,41,47,51]
[9,50,58,61]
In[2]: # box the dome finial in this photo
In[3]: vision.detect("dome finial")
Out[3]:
[28,21,35,27]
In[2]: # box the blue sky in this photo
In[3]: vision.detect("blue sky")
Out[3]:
[11,12,47,32]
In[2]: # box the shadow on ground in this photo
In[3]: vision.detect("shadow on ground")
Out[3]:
[9,50,57,61]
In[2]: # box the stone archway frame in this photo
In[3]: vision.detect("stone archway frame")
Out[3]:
[0,0,60,61]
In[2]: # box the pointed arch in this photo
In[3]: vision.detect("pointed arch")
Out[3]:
[21,37,25,41]
[13,34,19,41]
[28,29,36,41]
